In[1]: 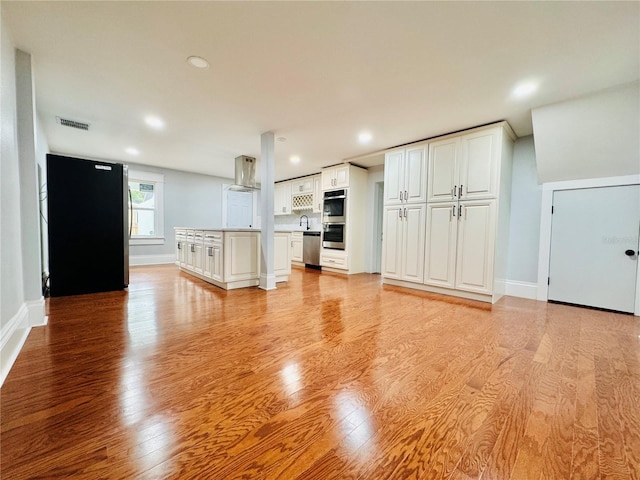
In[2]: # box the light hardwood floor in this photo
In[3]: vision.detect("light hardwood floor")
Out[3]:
[1,265,639,479]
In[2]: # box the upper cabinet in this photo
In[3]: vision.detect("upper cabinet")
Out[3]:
[428,128,500,203]
[274,181,292,215]
[321,164,350,190]
[313,175,322,213]
[291,177,314,194]
[384,145,427,205]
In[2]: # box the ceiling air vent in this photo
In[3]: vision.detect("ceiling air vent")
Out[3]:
[56,116,90,131]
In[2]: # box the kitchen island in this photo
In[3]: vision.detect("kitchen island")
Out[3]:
[174,228,292,290]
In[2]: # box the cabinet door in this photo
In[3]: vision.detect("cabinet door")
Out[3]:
[203,244,213,278]
[225,233,259,281]
[428,138,459,203]
[274,234,291,275]
[404,146,427,204]
[211,244,223,282]
[381,206,403,280]
[291,178,313,194]
[334,165,350,188]
[313,176,322,213]
[384,150,405,205]
[193,242,204,274]
[321,169,335,190]
[455,201,496,294]
[292,238,303,262]
[274,182,292,215]
[424,203,457,289]
[459,129,499,200]
[401,204,426,283]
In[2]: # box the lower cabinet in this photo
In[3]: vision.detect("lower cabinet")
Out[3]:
[321,249,348,270]
[424,200,496,295]
[291,231,303,263]
[176,229,292,289]
[381,204,426,283]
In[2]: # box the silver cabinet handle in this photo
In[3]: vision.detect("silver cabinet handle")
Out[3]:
[398,208,402,219]
[177,242,182,250]
[190,244,195,252]
[207,247,213,256]
[458,205,462,218]
[404,208,407,218]
[459,185,463,198]
[404,190,408,201]
[399,190,402,201]
[454,185,457,198]
[452,205,456,218]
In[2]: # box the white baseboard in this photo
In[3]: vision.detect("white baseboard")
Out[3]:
[505,280,538,300]
[1,304,31,387]
[26,297,47,327]
[130,254,175,266]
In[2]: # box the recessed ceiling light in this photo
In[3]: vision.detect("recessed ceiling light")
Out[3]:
[187,56,209,69]
[512,82,538,98]
[358,131,373,144]
[125,147,139,156]
[144,116,165,130]
[290,155,301,164]
[277,137,287,142]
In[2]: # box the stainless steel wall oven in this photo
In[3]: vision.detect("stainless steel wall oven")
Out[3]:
[322,189,347,250]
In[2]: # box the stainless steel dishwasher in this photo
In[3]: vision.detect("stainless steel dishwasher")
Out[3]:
[303,231,321,269]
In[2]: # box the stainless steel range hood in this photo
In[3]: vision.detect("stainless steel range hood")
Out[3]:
[229,155,259,191]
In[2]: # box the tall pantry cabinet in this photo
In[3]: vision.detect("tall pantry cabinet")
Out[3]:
[382,122,515,303]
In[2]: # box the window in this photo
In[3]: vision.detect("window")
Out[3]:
[128,170,164,245]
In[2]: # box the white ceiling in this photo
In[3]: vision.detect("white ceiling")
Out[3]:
[3,1,639,182]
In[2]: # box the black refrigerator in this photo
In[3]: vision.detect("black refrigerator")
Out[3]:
[47,154,129,296]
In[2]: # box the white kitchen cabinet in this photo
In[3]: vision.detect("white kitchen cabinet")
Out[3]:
[274,182,292,215]
[321,164,350,190]
[175,230,186,266]
[274,232,292,281]
[427,128,500,203]
[203,232,223,282]
[384,145,427,205]
[381,204,426,283]
[424,200,496,294]
[291,177,314,194]
[224,232,260,282]
[424,203,457,289]
[313,175,322,213]
[455,201,496,294]
[321,249,349,270]
[383,121,514,303]
[291,231,303,263]
[185,230,203,272]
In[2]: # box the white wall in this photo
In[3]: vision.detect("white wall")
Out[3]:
[364,164,384,273]
[1,18,46,386]
[1,16,25,328]
[506,136,541,284]
[532,81,640,183]
[127,162,234,259]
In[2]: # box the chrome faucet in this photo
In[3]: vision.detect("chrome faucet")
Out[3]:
[299,215,310,231]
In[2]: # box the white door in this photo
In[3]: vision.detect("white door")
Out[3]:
[549,185,640,313]
[382,206,403,279]
[401,204,426,283]
[404,146,428,204]
[424,203,458,289]
[455,201,496,294]
[384,150,405,205]
[227,190,253,227]
[428,138,459,203]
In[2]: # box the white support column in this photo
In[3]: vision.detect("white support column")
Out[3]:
[259,131,276,290]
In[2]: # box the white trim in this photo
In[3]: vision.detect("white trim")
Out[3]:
[129,237,165,246]
[26,297,47,327]
[504,280,538,300]
[129,170,165,240]
[130,254,176,266]
[259,273,277,291]
[537,175,640,315]
[1,304,31,387]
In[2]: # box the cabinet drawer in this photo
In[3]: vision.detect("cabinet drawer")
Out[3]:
[321,251,348,269]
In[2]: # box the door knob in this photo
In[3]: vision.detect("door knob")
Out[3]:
[625,249,637,257]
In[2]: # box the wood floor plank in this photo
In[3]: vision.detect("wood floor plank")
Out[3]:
[1,266,638,479]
